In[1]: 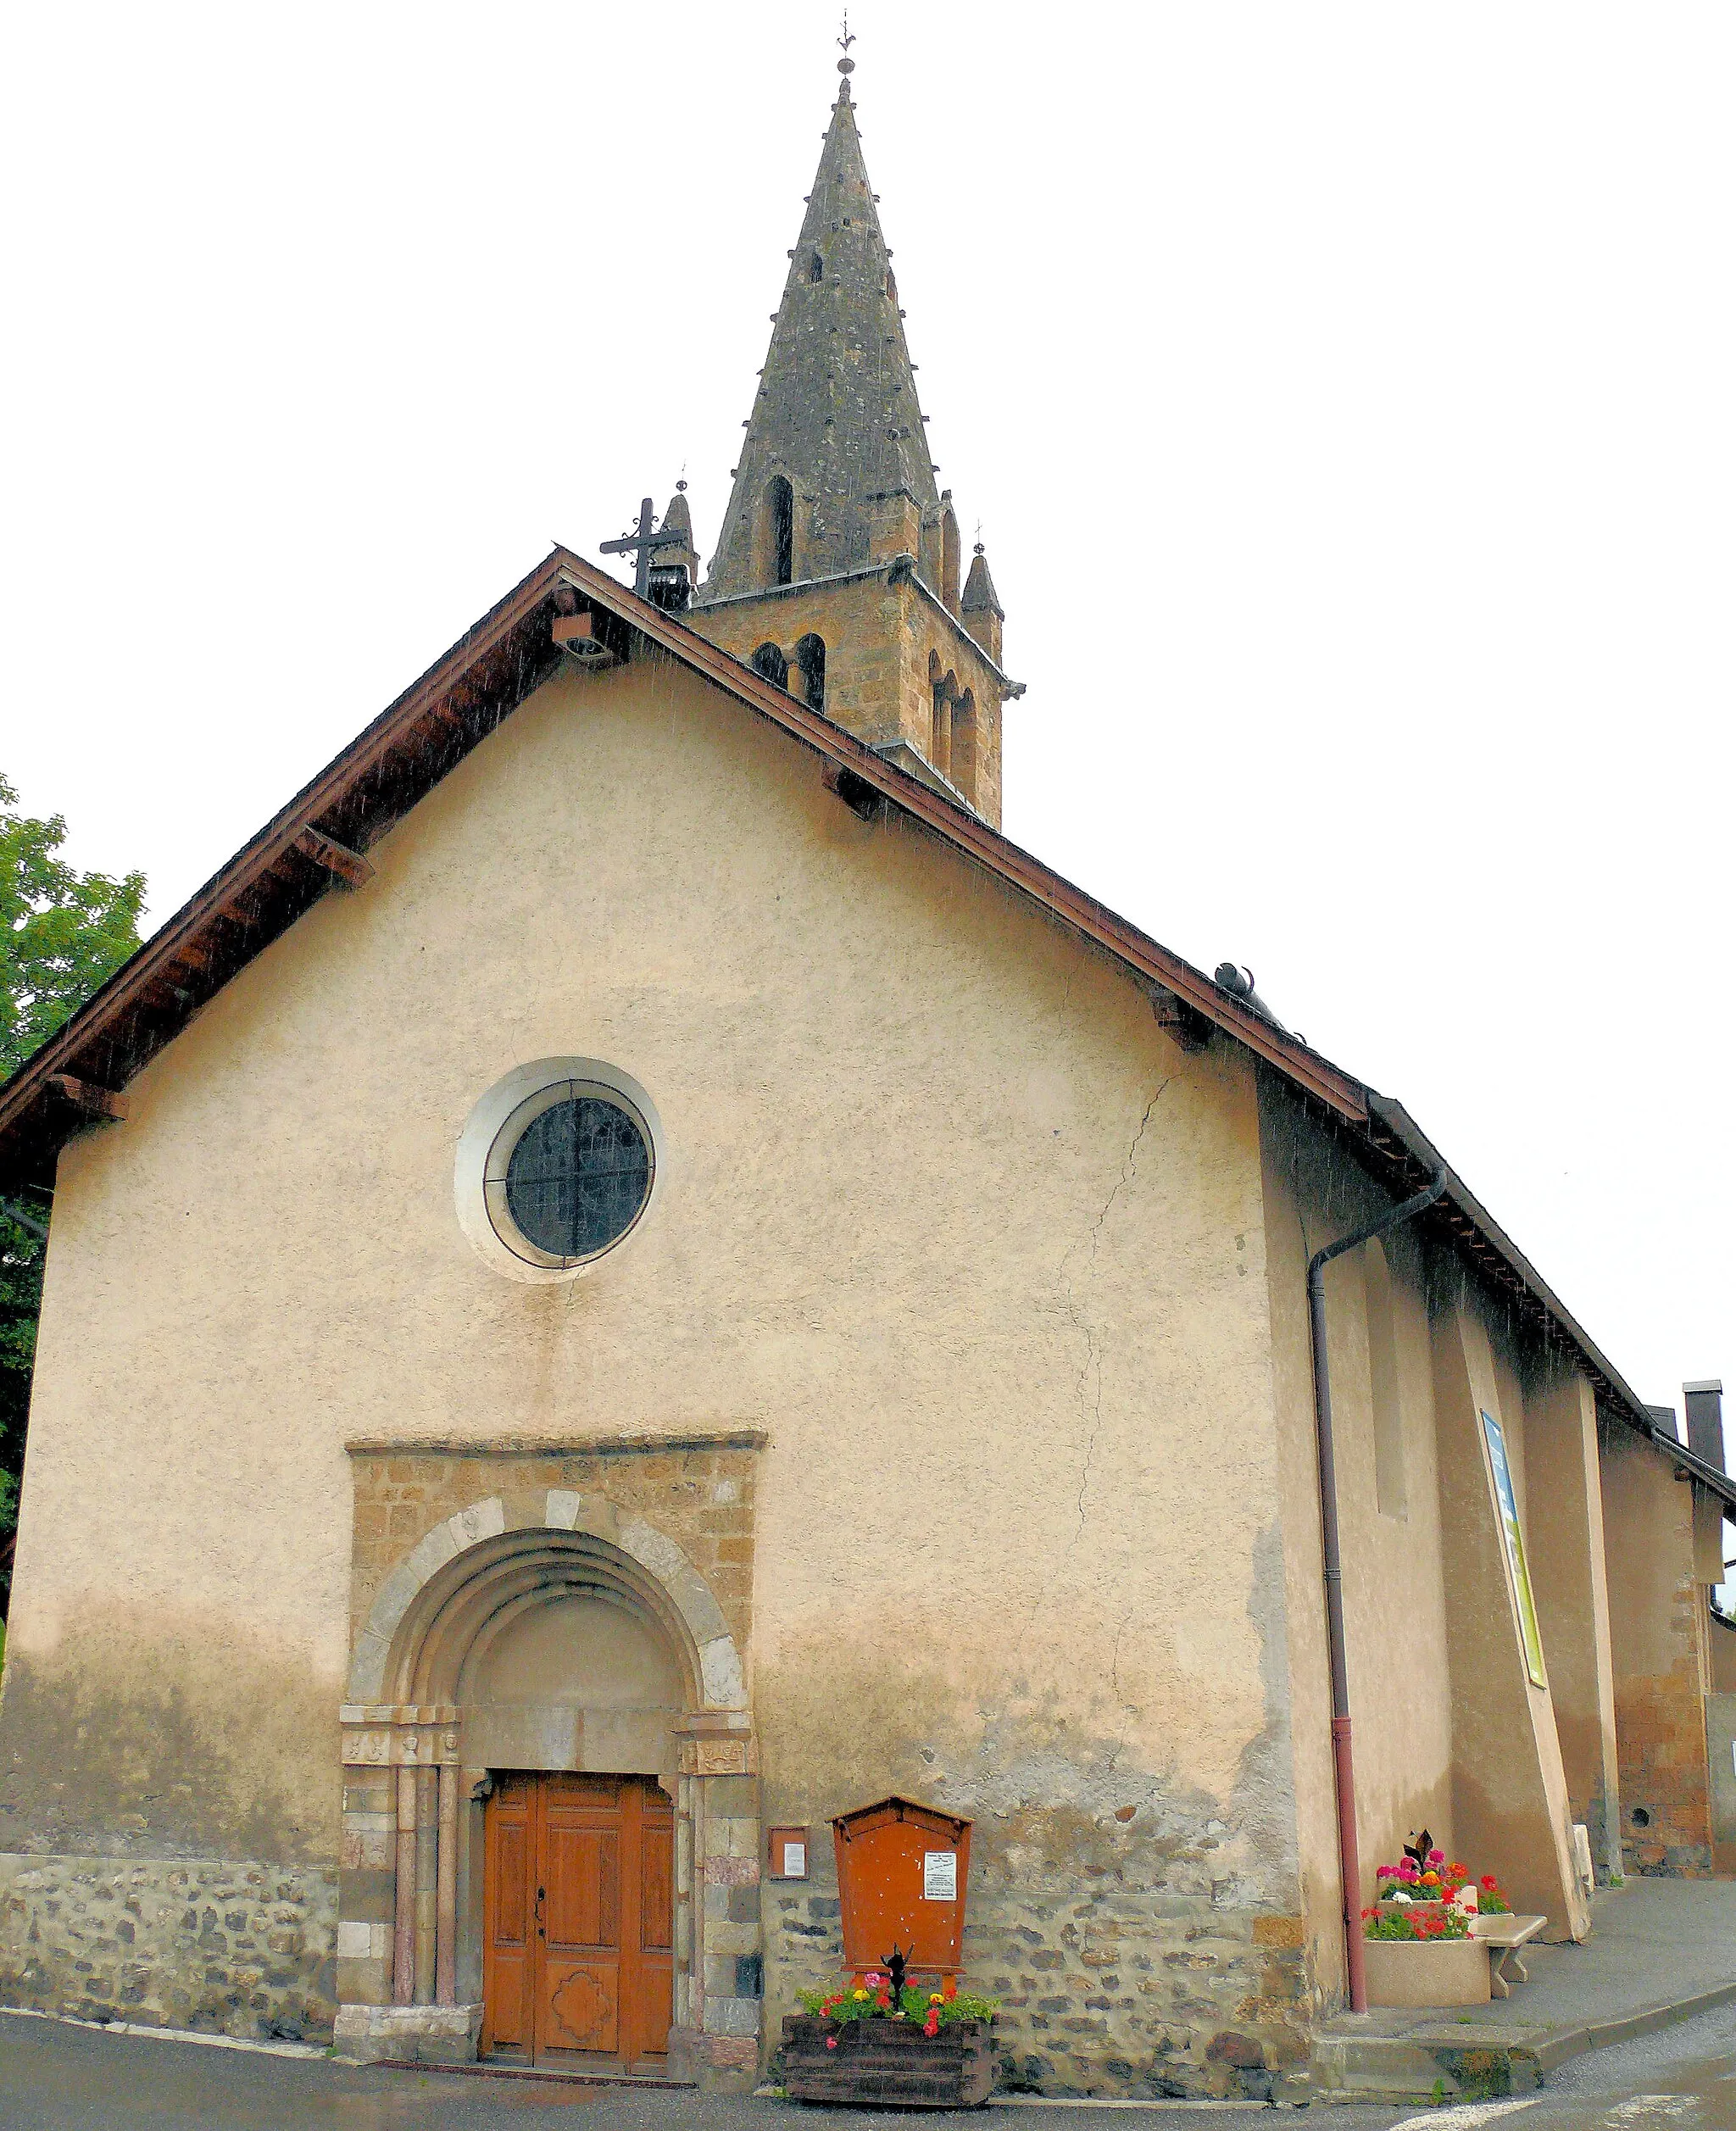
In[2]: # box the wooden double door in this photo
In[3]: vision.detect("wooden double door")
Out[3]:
[482,1772,674,2071]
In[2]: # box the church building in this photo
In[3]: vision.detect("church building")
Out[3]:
[0,53,1728,2104]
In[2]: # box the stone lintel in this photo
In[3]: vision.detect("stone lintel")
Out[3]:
[339,1705,460,1726]
[340,1711,462,1767]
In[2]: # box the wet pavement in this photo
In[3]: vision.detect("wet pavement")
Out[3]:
[0,2013,1376,2131]
[14,2000,1736,2130]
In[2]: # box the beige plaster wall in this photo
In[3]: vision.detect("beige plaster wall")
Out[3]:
[1255,1081,1453,2009]
[1599,1416,1714,1873]
[0,648,1297,1975]
[1432,1300,1589,1939]
[1523,1370,1621,1874]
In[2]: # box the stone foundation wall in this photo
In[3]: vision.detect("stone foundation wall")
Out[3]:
[765,1871,1308,2102]
[0,1854,337,2040]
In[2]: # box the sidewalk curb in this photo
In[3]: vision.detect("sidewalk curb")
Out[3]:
[0,2005,326,2061]
[1313,1972,1736,2103]
[1529,1973,1736,2073]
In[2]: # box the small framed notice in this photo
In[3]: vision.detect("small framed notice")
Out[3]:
[922,1850,959,1901]
[769,1827,809,1879]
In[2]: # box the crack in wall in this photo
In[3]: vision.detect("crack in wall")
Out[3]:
[1021,1080,1171,1666]
[1066,1079,1171,1540]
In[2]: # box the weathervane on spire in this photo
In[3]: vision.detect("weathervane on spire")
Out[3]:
[837,8,856,79]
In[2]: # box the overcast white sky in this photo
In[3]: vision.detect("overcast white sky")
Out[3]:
[2,3,1729,1427]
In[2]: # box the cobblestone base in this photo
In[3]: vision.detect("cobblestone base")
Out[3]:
[765,1883,1311,2101]
[0,1853,337,2042]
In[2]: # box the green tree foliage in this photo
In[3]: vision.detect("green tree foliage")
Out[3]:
[2,775,145,1606]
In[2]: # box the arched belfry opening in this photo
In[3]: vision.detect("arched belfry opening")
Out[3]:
[952,687,978,804]
[940,502,961,615]
[337,1486,758,2081]
[750,641,788,689]
[754,475,794,588]
[792,633,826,711]
[928,651,958,782]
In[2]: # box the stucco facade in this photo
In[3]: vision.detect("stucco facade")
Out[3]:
[0,654,1321,2094]
[0,613,1717,2093]
[0,54,1721,2108]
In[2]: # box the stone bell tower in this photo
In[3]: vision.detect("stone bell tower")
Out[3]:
[687,53,1016,826]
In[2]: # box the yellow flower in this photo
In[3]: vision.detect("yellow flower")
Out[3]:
[853,1989,868,2000]
[929,1993,944,2004]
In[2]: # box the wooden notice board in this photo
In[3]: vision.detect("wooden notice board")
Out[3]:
[832,1795,972,1979]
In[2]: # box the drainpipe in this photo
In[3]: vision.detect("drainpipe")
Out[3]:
[1,1198,48,1243]
[1307,1167,1447,2014]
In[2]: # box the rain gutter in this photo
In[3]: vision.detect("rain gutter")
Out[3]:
[1307,1166,1449,2016]
[1362,1099,1732,1503]
[1366,1099,1650,1421]
[0,1198,48,1243]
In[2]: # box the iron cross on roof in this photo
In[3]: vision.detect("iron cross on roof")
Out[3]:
[601,498,688,599]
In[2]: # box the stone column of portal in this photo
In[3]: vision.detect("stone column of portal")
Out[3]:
[437,1761,459,2007]
[393,1743,419,2006]
[415,1762,438,2004]
[684,1722,762,2080]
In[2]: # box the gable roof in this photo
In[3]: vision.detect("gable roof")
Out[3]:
[0,547,1688,1472]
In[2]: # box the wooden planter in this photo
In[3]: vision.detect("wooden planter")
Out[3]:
[780,2014,997,2108]
[1364,1936,1491,2007]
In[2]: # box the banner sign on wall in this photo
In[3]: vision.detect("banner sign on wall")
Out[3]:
[1482,1408,1547,1689]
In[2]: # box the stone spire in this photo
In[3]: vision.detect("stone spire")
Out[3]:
[684,47,1015,831]
[700,68,938,600]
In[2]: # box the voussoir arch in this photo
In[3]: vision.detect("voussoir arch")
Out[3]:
[345,1490,746,1714]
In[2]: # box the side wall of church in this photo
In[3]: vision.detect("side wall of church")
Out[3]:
[1255,1080,1455,2012]
[1259,1077,1606,2034]
[1599,1416,1714,1874]
[2,649,1302,2093]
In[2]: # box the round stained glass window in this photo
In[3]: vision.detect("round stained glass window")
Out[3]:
[484,1082,654,1268]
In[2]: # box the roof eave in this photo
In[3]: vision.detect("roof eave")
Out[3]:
[1364,1094,1663,1440]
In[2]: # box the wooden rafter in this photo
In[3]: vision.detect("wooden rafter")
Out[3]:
[295,826,376,890]
[47,1075,126,1122]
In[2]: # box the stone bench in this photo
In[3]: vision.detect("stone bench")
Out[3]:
[1471,1913,1548,1998]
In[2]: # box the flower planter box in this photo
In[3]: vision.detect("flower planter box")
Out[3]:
[780,2013,997,2108]
[1364,1937,1491,2008]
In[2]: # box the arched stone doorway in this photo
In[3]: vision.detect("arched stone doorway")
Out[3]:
[333,1482,759,2084]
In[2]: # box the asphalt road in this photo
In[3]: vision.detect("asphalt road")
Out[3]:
[8,2003,1736,2130]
